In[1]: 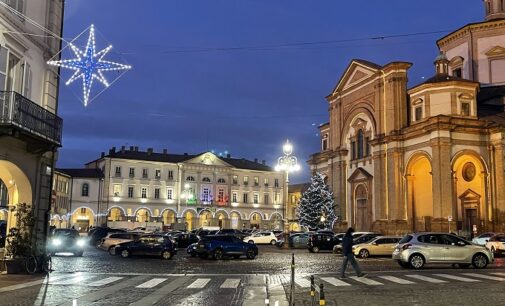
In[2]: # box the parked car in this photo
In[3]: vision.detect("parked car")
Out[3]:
[217,229,247,239]
[352,236,402,258]
[485,233,505,256]
[113,234,177,259]
[196,230,219,238]
[276,233,313,248]
[308,232,340,253]
[172,233,200,248]
[333,233,381,254]
[243,231,278,245]
[47,229,86,256]
[196,235,258,260]
[351,231,375,239]
[187,242,198,257]
[100,232,141,254]
[393,232,493,269]
[472,232,495,245]
[89,227,126,246]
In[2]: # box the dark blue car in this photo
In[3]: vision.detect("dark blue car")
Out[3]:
[113,234,176,260]
[196,235,258,260]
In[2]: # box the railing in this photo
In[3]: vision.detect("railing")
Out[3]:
[0,91,62,145]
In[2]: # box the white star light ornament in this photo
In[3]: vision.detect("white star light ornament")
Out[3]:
[47,25,131,106]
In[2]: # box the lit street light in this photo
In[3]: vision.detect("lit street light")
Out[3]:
[275,140,300,249]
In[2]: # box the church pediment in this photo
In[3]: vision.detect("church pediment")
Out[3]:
[184,152,233,167]
[347,167,373,182]
[331,60,380,95]
[458,188,481,201]
[485,46,505,57]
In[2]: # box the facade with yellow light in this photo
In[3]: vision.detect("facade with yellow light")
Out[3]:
[309,2,505,236]
[81,146,285,231]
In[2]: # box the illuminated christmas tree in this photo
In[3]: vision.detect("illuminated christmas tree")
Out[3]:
[297,172,336,230]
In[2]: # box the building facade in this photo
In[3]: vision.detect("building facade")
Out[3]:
[0,1,64,250]
[50,170,71,229]
[309,3,505,237]
[83,147,286,231]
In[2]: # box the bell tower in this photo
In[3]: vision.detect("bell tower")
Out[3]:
[484,0,505,21]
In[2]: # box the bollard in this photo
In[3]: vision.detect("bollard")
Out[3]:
[290,253,295,306]
[310,275,315,306]
[319,283,325,306]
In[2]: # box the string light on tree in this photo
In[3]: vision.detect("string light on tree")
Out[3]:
[47,25,131,106]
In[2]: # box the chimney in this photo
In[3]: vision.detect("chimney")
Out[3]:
[262,160,266,165]
[100,152,105,158]
[129,146,134,151]
[120,146,125,153]
[163,149,168,154]
[135,146,139,152]
[147,148,153,155]
[109,147,116,154]
[226,154,231,158]
[254,158,258,163]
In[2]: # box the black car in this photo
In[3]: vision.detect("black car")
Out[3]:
[172,233,200,248]
[308,233,340,253]
[114,234,177,259]
[47,229,86,256]
[216,229,247,239]
[187,242,198,257]
[195,235,258,260]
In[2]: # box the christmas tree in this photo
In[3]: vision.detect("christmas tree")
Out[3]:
[297,172,336,230]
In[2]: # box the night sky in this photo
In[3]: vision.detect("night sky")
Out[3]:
[57,0,483,183]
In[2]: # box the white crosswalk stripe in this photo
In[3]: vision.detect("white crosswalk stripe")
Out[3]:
[491,272,505,277]
[434,274,480,282]
[136,278,167,288]
[405,274,447,284]
[377,275,415,284]
[187,278,211,289]
[220,278,241,289]
[52,275,97,285]
[88,276,124,287]
[295,276,311,288]
[349,276,383,286]
[462,273,505,281]
[320,277,351,287]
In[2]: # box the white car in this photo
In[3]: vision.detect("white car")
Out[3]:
[100,232,141,254]
[244,232,278,245]
[485,234,505,256]
[472,232,495,245]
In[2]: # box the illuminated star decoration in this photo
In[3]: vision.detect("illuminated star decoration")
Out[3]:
[47,25,131,106]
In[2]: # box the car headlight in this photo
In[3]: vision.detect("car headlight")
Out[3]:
[52,239,61,246]
[77,239,85,247]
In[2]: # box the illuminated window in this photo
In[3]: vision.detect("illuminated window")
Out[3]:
[81,183,89,197]
[243,176,249,185]
[113,184,121,197]
[155,169,161,179]
[232,175,238,184]
[202,187,211,201]
[254,176,259,186]
[218,188,225,202]
[80,207,87,214]
[167,188,173,200]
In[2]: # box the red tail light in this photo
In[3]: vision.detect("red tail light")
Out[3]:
[402,244,412,250]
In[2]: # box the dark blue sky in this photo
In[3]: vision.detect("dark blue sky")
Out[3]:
[57,0,483,183]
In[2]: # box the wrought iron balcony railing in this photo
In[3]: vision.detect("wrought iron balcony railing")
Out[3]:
[0,91,62,145]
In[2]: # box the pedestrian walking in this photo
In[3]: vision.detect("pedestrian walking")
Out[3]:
[340,227,366,278]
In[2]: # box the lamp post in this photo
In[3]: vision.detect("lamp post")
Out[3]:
[275,140,300,249]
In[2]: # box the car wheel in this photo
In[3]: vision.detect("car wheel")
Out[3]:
[120,249,130,258]
[270,240,276,245]
[458,264,470,269]
[472,253,488,269]
[359,249,370,259]
[75,251,83,257]
[312,246,320,253]
[108,246,116,255]
[233,255,241,259]
[248,240,254,244]
[409,254,425,269]
[213,248,224,260]
[161,250,173,260]
[397,260,410,268]
[246,248,256,259]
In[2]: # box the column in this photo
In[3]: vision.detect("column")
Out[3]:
[431,139,453,230]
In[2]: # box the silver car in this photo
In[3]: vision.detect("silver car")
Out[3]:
[392,232,493,269]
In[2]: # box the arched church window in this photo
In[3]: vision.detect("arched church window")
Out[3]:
[357,129,364,159]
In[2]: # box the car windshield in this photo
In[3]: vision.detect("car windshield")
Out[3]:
[53,230,79,238]
[399,235,413,244]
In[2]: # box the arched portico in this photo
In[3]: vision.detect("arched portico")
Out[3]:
[108,206,126,222]
[405,152,433,232]
[71,207,96,232]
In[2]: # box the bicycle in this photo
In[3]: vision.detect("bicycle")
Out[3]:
[25,252,52,274]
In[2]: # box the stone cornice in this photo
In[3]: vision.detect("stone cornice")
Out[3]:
[437,19,505,48]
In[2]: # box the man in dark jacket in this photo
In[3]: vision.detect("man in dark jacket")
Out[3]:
[340,227,366,278]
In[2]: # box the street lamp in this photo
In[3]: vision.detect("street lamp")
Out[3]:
[275,140,300,249]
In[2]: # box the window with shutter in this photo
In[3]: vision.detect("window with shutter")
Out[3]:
[22,61,31,99]
[0,46,8,90]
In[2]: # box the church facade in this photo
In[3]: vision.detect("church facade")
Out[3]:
[309,1,505,236]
